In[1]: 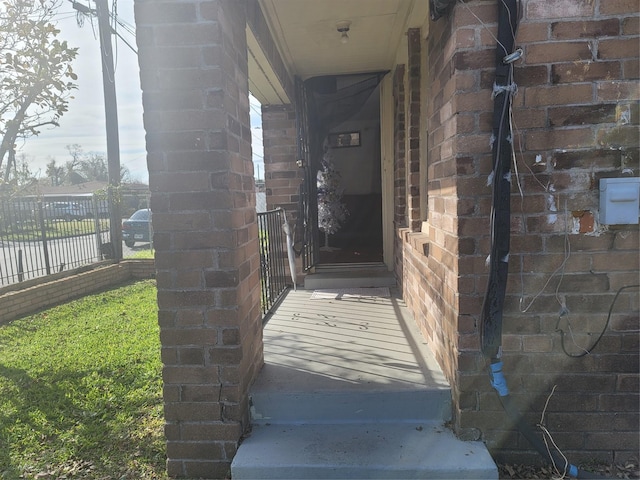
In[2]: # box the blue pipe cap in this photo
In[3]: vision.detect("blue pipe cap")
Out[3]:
[569,464,578,478]
[490,361,509,397]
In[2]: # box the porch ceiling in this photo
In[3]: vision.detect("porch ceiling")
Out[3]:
[250,0,430,105]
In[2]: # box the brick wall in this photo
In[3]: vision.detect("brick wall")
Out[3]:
[0,260,155,325]
[400,0,639,464]
[393,65,407,287]
[393,65,407,231]
[402,3,462,404]
[406,29,423,233]
[262,104,302,217]
[136,1,262,477]
[262,103,304,282]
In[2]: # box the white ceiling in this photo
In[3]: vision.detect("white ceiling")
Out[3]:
[250,0,429,104]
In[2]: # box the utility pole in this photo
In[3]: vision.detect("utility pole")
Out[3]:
[72,0,122,261]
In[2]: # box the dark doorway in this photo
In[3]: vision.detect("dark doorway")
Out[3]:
[318,88,383,265]
[299,73,386,268]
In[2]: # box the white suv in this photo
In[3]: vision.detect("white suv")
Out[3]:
[42,202,88,221]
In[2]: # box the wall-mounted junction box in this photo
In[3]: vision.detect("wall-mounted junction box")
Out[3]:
[599,177,640,225]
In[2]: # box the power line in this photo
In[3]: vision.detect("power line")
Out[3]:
[68,0,135,54]
[110,25,136,54]
[250,104,262,115]
[50,12,78,21]
[113,15,135,36]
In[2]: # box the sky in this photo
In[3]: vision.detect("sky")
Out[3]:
[18,1,264,184]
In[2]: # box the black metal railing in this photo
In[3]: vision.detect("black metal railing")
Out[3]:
[257,208,290,316]
[0,197,111,286]
[3,197,292,314]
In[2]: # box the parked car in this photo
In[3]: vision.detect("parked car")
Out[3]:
[40,202,88,221]
[122,208,152,247]
[87,201,110,219]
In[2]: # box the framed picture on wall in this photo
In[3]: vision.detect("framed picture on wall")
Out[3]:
[328,131,360,148]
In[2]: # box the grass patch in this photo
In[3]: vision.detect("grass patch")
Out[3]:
[0,280,167,480]
[127,247,155,259]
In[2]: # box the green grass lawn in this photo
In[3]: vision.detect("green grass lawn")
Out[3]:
[0,280,168,480]
[127,248,155,259]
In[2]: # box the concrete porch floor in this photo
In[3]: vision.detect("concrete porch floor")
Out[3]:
[254,287,449,396]
[232,287,498,479]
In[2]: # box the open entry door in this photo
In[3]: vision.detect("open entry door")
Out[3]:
[294,73,387,270]
[294,77,319,271]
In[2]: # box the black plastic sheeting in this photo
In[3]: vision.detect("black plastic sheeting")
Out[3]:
[292,73,387,268]
[430,0,456,20]
[304,72,387,171]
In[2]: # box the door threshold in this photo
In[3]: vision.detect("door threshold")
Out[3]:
[313,262,388,272]
[304,263,395,289]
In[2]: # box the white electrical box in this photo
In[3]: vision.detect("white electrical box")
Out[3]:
[599,177,640,225]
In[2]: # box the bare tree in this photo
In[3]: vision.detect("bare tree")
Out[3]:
[80,153,109,182]
[64,143,83,183]
[63,144,131,184]
[45,158,65,186]
[9,153,35,186]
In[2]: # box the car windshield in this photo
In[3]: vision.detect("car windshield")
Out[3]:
[130,209,150,221]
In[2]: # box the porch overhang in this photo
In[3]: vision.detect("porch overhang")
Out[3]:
[247,1,294,104]
[247,0,433,106]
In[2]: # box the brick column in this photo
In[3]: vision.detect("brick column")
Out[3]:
[135,1,262,478]
[406,28,422,232]
[393,65,407,286]
[262,103,303,283]
[262,104,301,218]
[393,65,407,229]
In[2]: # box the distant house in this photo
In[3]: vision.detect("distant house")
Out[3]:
[18,181,150,216]
[33,181,109,199]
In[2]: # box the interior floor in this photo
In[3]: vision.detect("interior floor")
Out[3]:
[319,245,382,264]
[318,193,383,264]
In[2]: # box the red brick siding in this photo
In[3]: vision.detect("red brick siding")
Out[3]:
[407,29,422,232]
[402,8,463,405]
[394,65,407,229]
[262,104,302,217]
[393,65,407,287]
[399,0,639,464]
[136,1,262,477]
[261,103,304,285]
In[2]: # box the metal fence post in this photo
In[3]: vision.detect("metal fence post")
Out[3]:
[37,202,51,275]
[92,196,103,259]
[17,249,23,282]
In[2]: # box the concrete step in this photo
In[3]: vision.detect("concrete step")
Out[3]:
[250,389,452,425]
[232,288,498,479]
[231,423,498,479]
[303,263,396,290]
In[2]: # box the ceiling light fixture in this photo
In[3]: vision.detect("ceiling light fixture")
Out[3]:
[336,20,351,44]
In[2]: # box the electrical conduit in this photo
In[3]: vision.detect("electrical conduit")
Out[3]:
[480,1,611,478]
